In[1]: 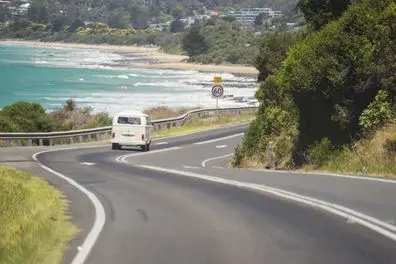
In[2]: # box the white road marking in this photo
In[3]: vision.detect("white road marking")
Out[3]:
[155,142,168,145]
[115,146,182,163]
[201,153,234,167]
[250,168,396,184]
[137,165,396,242]
[347,218,356,224]
[216,145,227,148]
[194,133,244,145]
[151,122,250,141]
[32,150,106,264]
[183,165,200,169]
[80,162,96,166]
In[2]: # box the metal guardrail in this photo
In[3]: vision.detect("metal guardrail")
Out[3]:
[0,106,258,147]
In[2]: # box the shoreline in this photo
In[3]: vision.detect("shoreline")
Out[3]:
[0,39,259,77]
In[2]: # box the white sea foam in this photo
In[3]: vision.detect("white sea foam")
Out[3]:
[2,44,258,114]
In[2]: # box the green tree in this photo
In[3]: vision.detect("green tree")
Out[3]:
[108,9,130,28]
[255,31,301,82]
[298,0,351,30]
[0,116,17,132]
[0,102,56,132]
[182,26,209,57]
[170,19,185,33]
[27,2,49,23]
[130,4,149,29]
[359,90,394,133]
[171,5,184,19]
[69,19,85,32]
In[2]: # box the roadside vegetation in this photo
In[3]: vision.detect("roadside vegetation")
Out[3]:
[0,167,78,264]
[0,99,112,132]
[0,100,254,137]
[233,0,396,176]
[143,106,198,120]
[153,112,255,137]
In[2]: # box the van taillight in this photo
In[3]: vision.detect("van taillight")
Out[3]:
[112,132,115,138]
[142,134,144,140]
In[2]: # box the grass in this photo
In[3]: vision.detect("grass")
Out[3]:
[153,113,256,138]
[304,123,396,177]
[143,106,199,120]
[0,167,78,264]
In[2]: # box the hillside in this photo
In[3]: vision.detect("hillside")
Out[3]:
[232,0,396,176]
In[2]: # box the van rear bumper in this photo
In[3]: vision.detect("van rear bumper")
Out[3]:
[111,139,150,146]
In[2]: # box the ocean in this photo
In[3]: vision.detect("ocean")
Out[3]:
[0,43,258,114]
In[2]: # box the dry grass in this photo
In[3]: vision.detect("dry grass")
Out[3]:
[301,122,396,177]
[0,167,78,264]
[143,106,199,120]
[153,112,256,137]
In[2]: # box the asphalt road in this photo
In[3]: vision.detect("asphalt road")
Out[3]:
[3,123,396,264]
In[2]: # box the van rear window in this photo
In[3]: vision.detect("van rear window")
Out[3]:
[117,117,141,125]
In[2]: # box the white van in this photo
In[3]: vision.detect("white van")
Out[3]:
[111,111,153,151]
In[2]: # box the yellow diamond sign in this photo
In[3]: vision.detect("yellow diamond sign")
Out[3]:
[213,76,223,83]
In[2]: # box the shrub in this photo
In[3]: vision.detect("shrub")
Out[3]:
[384,136,396,155]
[0,102,56,132]
[0,116,17,132]
[359,90,394,133]
[306,138,335,168]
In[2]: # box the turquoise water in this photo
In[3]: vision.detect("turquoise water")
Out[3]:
[0,43,257,114]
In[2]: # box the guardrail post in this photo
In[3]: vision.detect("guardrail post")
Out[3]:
[39,138,43,146]
[79,136,83,143]
[70,137,74,144]
[28,139,32,146]
[96,133,100,141]
[49,138,53,146]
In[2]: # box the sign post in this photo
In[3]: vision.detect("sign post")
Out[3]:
[212,76,224,117]
[211,84,224,117]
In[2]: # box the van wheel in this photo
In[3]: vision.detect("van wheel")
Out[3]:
[141,144,150,152]
[112,143,119,150]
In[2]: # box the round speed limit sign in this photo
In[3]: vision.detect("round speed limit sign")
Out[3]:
[211,85,224,98]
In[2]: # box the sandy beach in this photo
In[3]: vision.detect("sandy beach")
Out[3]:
[0,40,259,76]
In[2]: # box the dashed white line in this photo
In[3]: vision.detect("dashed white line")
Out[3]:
[155,142,168,145]
[115,146,182,163]
[32,150,106,264]
[194,133,244,145]
[216,145,228,148]
[183,165,200,169]
[201,153,234,167]
[136,165,396,242]
[80,162,96,166]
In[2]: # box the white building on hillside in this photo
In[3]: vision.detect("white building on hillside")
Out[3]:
[229,8,282,26]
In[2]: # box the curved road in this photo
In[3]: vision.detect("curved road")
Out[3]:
[6,124,396,263]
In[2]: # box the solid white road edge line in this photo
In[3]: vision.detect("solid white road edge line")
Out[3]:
[136,165,396,242]
[194,133,244,145]
[151,121,250,141]
[32,150,106,264]
[201,153,234,167]
[250,168,396,184]
[115,146,182,163]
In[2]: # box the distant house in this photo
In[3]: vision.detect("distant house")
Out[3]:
[18,3,30,13]
[229,7,283,27]
[148,21,171,31]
